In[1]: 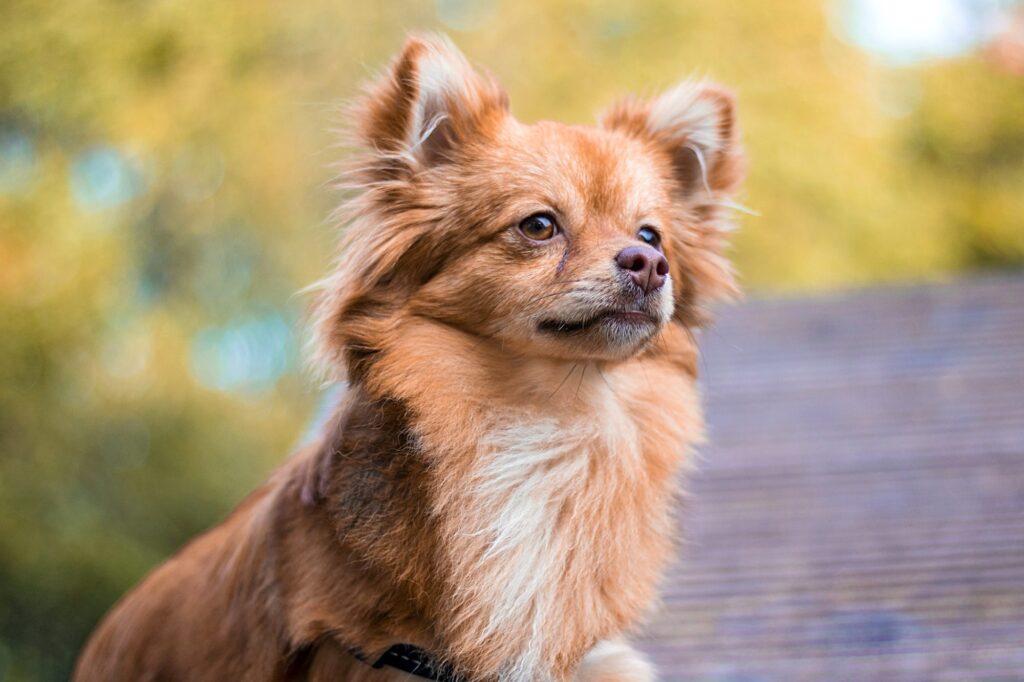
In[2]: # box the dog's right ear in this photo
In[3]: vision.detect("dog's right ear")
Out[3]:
[355,34,508,172]
[314,36,507,381]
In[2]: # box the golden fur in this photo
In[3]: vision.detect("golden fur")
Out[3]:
[75,34,744,681]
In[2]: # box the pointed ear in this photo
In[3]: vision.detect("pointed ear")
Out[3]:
[355,34,508,170]
[603,82,746,327]
[602,81,742,201]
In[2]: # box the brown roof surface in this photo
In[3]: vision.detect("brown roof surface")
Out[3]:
[639,275,1024,681]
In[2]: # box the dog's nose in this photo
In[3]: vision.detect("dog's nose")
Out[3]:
[615,246,669,294]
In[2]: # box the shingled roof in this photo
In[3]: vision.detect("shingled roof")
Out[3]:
[640,274,1024,681]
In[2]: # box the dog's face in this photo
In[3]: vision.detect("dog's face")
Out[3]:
[317,36,743,371]
[409,121,682,361]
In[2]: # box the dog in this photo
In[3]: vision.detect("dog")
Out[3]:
[75,34,744,681]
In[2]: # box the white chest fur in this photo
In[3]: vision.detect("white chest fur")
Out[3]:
[432,384,677,679]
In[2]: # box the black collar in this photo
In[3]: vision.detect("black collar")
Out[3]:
[351,643,464,681]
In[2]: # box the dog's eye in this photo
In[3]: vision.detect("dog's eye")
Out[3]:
[518,213,558,241]
[638,226,661,248]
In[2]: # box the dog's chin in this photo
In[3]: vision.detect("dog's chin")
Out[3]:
[535,309,664,360]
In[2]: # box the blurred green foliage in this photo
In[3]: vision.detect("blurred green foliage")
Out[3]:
[0,1,1021,679]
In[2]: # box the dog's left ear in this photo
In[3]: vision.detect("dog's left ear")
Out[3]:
[602,81,742,207]
[603,82,745,326]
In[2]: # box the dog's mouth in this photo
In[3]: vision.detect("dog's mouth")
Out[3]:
[538,309,657,335]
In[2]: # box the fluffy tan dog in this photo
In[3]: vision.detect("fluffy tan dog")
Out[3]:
[76,34,744,681]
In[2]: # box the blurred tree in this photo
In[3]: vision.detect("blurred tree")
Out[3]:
[0,0,1021,679]
[901,56,1024,268]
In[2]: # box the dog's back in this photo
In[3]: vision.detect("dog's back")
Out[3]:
[76,483,283,680]
[76,448,427,681]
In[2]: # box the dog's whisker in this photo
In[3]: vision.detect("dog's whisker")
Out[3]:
[548,363,579,400]
[574,363,588,402]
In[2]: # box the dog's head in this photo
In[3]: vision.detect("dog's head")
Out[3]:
[315,35,744,376]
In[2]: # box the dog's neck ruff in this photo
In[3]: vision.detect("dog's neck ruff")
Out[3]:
[351,644,463,681]
[317,319,702,678]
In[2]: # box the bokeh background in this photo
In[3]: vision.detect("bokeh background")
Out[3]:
[1,0,1023,679]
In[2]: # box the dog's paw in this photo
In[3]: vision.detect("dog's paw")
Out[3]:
[574,640,656,682]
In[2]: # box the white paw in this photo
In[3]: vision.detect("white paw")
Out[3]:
[574,640,656,682]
